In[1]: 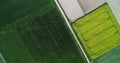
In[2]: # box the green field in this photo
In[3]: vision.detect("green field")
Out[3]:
[72,4,120,60]
[94,45,120,63]
[0,0,86,63]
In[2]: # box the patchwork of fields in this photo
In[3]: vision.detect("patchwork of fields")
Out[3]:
[0,0,86,63]
[1,0,120,63]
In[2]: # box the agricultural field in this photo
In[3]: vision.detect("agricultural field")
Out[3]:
[0,0,86,63]
[72,4,120,60]
[94,45,120,63]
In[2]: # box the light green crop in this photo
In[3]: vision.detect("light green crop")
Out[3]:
[72,4,120,60]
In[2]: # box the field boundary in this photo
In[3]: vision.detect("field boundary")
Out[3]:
[54,0,91,63]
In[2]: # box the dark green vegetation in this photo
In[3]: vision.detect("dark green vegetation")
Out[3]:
[0,0,51,28]
[0,0,86,63]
